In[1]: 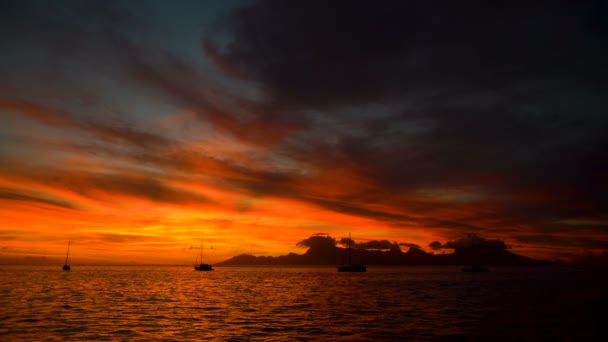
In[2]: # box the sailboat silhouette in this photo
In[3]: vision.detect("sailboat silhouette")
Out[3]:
[338,233,366,272]
[194,240,213,271]
[62,240,71,271]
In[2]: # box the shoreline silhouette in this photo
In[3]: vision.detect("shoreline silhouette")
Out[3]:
[215,243,556,267]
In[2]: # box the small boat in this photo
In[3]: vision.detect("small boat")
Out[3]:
[194,240,213,271]
[338,233,366,272]
[462,265,488,272]
[62,240,71,271]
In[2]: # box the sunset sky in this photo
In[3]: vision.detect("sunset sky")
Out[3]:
[1,0,607,265]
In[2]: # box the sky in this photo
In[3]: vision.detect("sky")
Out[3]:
[1,0,607,265]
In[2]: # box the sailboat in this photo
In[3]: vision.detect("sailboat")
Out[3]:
[62,240,71,271]
[194,240,213,271]
[337,233,366,272]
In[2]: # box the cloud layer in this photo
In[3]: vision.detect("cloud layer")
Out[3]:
[1,0,607,263]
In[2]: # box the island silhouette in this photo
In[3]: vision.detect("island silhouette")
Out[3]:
[216,234,555,267]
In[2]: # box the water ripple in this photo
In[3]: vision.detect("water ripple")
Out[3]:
[1,266,606,341]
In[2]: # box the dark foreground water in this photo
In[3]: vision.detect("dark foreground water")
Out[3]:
[1,265,606,341]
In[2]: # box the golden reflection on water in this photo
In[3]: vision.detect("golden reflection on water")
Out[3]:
[0,266,605,340]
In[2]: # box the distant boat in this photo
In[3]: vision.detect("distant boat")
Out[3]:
[62,240,71,271]
[194,240,213,271]
[462,265,488,272]
[338,233,366,272]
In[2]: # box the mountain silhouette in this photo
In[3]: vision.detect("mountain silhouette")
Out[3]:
[215,244,554,267]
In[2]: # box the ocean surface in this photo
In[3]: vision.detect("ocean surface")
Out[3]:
[1,265,607,341]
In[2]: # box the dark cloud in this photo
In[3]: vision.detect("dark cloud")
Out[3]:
[308,198,417,223]
[399,242,422,249]
[94,233,160,243]
[429,241,443,251]
[1,98,174,152]
[0,161,212,207]
[431,234,506,250]
[122,46,298,146]
[203,0,608,238]
[0,230,22,241]
[0,186,77,210]
[296,233,336,249]
[205,0,606,109]
[356,240,399,251]
[0,0,296,148]
[339,238,419,251]
[57,172,211,206]
[83,117,174,150]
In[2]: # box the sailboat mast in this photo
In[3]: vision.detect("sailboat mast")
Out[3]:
[64,240,70,265]
[348,233,351,265]
[200,240,203,264]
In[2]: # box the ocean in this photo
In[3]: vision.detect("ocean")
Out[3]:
[1,265,606,341]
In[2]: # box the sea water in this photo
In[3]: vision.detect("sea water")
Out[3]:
[1,265,606,341]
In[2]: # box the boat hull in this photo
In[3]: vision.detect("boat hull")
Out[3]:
[194,264,213,271]
[62,265,70,271]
